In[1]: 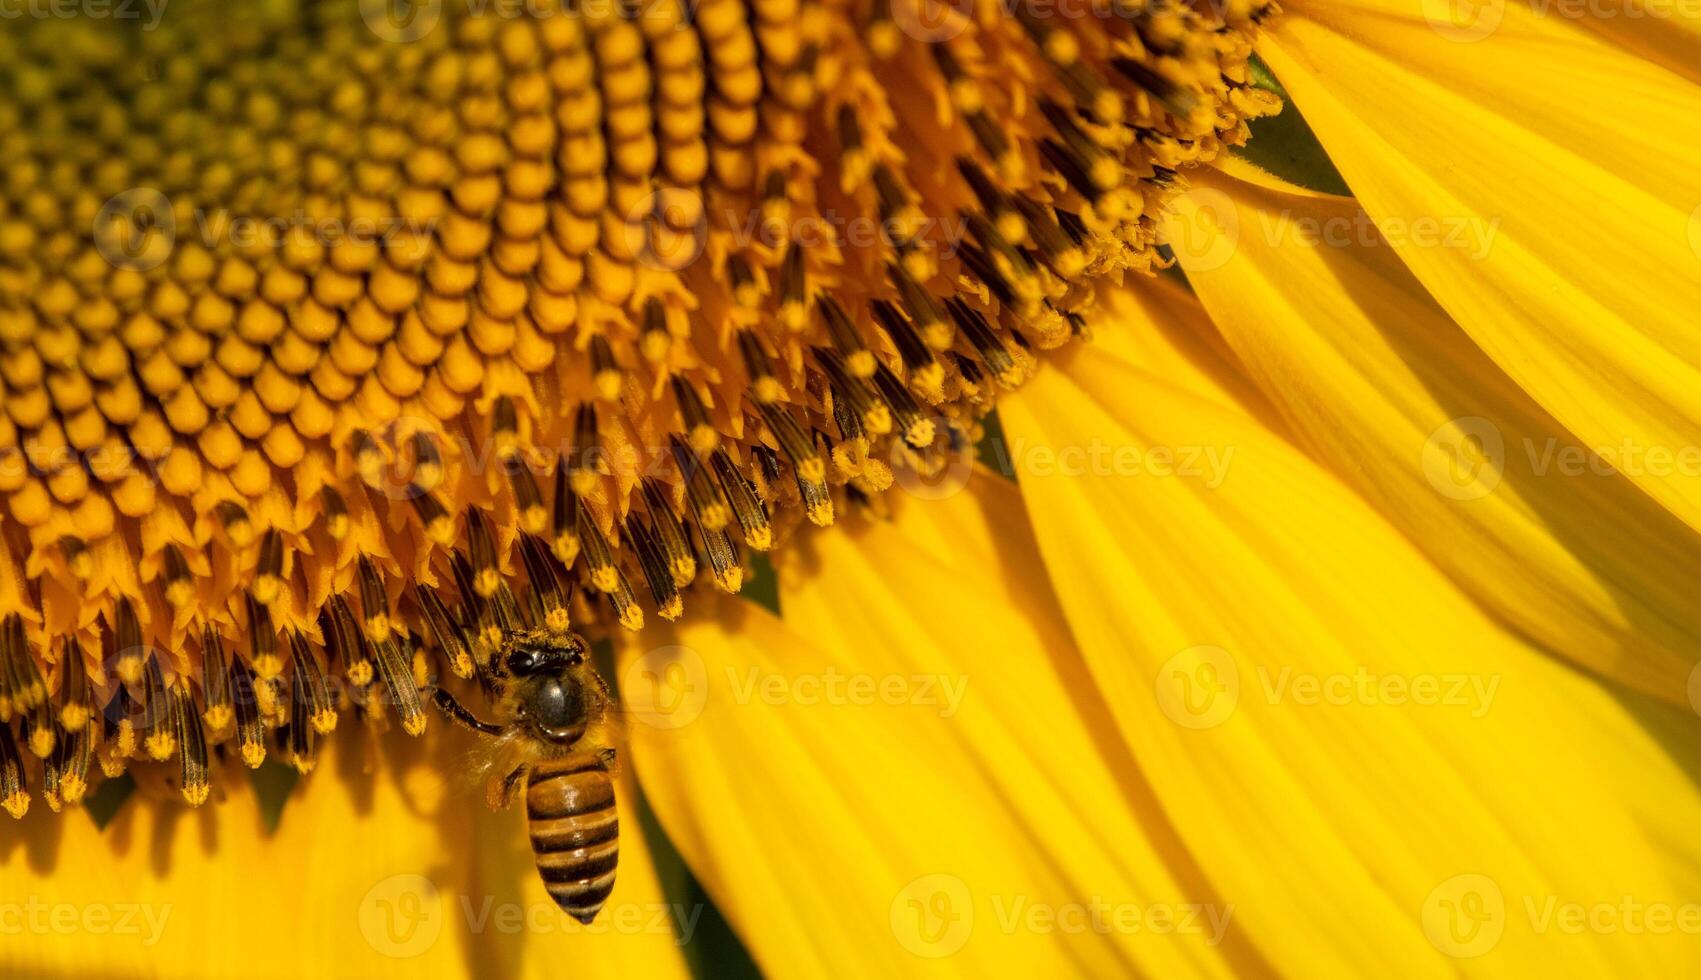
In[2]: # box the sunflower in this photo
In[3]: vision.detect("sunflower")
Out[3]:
[3,0,1701,975]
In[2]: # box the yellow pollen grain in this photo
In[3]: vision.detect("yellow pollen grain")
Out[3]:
[252,574,283,606]
[847,351,877,379]
[906,418,937,449]
[59,704,89,731]
[806,499,834,527]
[521,504,549,535]
[689,425,720,454]
[595,369,624,402]
[60,774,88,805]
[912,362,946,401]
[203,705,234,733]
[449,650,475,679]
[145,732,176,761]
[116,653,144,687]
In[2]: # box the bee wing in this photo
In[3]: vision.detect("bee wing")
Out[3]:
[438,729,534,809]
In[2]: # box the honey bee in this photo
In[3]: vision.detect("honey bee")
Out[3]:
[433,625,620,925]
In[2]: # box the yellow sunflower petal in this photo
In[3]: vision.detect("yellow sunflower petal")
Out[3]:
[621,583,1241,976]
[1000,344,1701,975]
[1261,1,1701,533]
[1574,0,1701,87]
[1171,169,1701,704]
[0,737,689,980]
[776,470,1268,977]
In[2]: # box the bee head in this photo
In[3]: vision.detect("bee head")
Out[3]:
[505,631,601,745]
[503,632,586,678]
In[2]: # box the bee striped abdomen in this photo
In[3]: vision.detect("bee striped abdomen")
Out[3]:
[526,752,618,924]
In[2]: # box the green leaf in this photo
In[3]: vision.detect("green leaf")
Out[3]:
[85,772,136,831]
[1233,54,1353,197]
[248,760,300,834]
[975,410,1018,483]
[740,551,780,616]
[632,786,763,980]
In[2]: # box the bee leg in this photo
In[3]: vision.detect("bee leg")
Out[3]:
[488,764,527,810]
[431,687,503,737]
[594,747,616,771]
